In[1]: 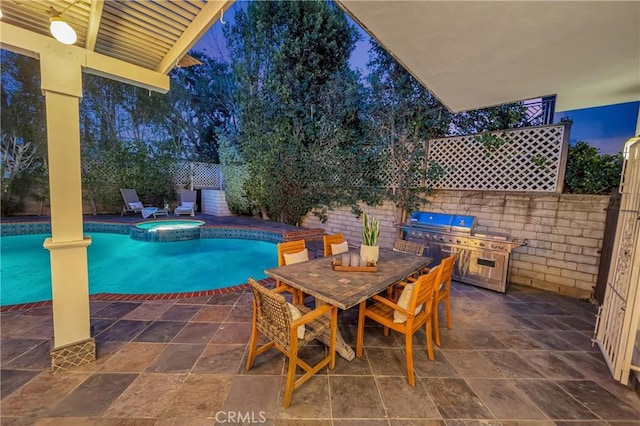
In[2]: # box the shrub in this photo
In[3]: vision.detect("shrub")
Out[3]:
[563,141,623,194]
[218,134,252,214]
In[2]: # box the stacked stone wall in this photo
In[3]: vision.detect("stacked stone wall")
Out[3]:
[302,190,609,299]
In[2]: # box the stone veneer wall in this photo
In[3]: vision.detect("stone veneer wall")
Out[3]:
[301,190,610,299]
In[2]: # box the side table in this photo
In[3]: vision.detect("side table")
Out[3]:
[153,208,169,218]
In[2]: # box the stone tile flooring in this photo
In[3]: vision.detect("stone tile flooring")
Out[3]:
[2,281,640,425]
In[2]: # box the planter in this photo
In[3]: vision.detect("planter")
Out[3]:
[360,244,379,264]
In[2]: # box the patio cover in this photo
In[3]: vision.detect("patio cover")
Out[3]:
[336,1,640,113]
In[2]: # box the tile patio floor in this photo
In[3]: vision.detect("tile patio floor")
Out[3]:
[2,279,639,425]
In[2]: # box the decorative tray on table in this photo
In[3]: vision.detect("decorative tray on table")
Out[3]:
[331,258,378,272]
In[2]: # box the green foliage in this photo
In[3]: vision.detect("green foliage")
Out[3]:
[166,53,235,162]
[474,131,508,157]
[362,212,380,246]
[1,51,49,215]
[80,54,232,162]
[451,103,530,134]
[366,44,451,219]
[82,141,176,212]
[225,0,362,225]
[218,133,252,214]
[563,141,623,194]
[531,154,549,169]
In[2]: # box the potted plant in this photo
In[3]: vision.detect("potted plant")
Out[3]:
[360,212,380,264]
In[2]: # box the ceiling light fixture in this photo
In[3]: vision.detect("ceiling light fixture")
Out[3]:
[49,6,77,45]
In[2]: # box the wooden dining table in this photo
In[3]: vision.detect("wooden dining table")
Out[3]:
[265,247,433,360]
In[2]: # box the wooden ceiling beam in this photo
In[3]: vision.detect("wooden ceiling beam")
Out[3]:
[85,0,104,51]
[0,22,169,93]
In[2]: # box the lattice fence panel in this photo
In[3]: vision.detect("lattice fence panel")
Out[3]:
[81,159,223,189]
[365,145,392,188]
[427,124,567,192]
[170,162,190,187]
[169,161,223,189]
[81,159,119,184]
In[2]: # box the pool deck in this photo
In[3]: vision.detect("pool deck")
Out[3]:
[1,214,639,424]
[2,281,640,424]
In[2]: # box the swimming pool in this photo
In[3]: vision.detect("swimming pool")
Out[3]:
[0,233,277,306]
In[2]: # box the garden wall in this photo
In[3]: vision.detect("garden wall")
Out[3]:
[201,189,232,216]
[301,190,610,299]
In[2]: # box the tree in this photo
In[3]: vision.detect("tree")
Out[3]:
[564,141,623,194]
[0,51,48,214]
[218,132,252,214]
[81,74,171,148]
[450,103,530,135]
[166,52,235,162]
[366,44,452,228]
[225,0,362,224]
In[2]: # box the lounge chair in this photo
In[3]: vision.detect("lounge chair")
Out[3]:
[120,188,148,216]
[174,189,197,216]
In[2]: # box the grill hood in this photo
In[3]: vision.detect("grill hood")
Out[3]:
[407,211,476,234]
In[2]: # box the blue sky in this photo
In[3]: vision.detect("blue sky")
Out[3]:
[196,1,639,156]
[555,102,639,155]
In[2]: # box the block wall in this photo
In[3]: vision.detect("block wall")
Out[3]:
[302,190,610,299]
[201,189,232,216]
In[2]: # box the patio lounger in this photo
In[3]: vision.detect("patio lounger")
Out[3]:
[120,188,148,216]
[174,189,197,216]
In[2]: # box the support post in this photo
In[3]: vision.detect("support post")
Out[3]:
[39,52,95,373]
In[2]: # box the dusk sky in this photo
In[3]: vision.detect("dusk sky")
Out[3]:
[196,1,639,156]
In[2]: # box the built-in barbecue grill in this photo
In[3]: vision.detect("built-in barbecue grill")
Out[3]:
[402,211,526,293]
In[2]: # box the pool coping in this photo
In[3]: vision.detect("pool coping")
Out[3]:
[1,219,325,312]
[0,278,277,313]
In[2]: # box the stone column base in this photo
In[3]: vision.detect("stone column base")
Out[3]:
[50,337,96,374]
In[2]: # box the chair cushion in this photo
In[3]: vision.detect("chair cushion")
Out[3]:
[129,201,143,209]
[393,283,423,323]
[287,303,306,339]
[181,201,194,209]
[331,241,349,255]
[283,248,309,265]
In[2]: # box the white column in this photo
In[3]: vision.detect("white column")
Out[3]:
[40,52,93,350]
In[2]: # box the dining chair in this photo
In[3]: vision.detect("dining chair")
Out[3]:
[389,239,429,298]
[393,239,426,256]
[277,240,308,303]
[246,278,337,408]
[394,239,429,275]
[433,253,456,346]
[356,265,442,386]
[323,233,347,256]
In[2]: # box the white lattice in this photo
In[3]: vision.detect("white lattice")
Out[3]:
[427,124,568,192]
[82,159,223,189]
[171,161,224,189]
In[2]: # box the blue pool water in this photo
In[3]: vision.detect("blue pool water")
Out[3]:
[0,233,277,306]
[136,220,205,231]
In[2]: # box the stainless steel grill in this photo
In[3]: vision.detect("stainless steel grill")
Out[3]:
[402,211,526,293]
